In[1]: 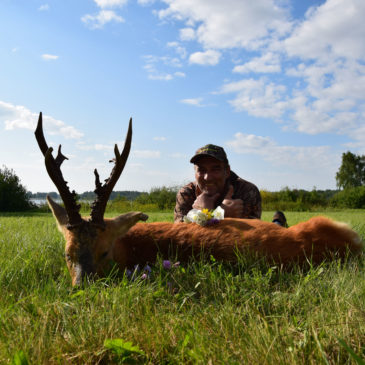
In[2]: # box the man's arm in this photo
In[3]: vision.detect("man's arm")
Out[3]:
[225,180,261,219]
[174,184,196,223]
[240,184,262,219]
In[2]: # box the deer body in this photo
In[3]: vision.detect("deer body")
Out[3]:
[113,217,363,270]
[35,112,363,286]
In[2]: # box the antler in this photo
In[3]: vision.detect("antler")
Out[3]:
[35,112,83,228]
[90,118,132,228]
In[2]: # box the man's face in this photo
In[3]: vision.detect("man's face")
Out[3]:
[194,156,230,196]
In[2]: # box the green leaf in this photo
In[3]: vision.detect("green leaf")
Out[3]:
[11,350,29,365]
[70,290,85,299]
[104,338,145,358]
[338,338,365,365]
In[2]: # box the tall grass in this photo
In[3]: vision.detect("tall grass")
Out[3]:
[0,211,364,364]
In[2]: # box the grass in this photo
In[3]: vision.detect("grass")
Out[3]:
[0,210,364,364]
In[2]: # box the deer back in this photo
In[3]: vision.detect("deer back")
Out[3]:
[114,216,363,270]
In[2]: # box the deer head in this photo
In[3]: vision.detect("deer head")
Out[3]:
[35,112,148,286]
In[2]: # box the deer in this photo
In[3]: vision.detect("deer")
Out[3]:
[35,112,363,286]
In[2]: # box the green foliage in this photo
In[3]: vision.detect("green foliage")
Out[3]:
[0,166,33,211]
[11,351,29,365]
[134,186,178,210]
[104,338,145,362]
[330,186,365,208]
[261,187,333,211]
[336,151,365,189]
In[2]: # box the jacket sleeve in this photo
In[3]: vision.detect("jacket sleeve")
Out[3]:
[234,181,262,219]
[174,184,196,223]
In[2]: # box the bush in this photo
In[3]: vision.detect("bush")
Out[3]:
[134,186,178,210]
[261,187,331,211]
[0,166,33,212]
[330,186,365,208]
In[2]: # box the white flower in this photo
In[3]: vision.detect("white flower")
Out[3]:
[184,207,225,226]
[212,206,225,220]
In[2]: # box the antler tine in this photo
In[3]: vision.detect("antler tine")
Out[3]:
[90,118,132,227]
[35,112,82,228]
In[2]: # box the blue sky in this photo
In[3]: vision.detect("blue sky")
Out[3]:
[1,0,364,193]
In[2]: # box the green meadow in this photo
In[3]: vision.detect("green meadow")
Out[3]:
[0,210,364,364]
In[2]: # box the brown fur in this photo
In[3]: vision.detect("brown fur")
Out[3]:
[113,217,363,270]
[47,197,363,284]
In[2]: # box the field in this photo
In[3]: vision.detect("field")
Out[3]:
[0,210,364,364]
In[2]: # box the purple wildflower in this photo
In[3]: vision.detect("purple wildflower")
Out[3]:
[141,273,148,280]
[206,218,220,226]
[163,260,171,270]
[126,269,132,278]
[144,264,152,273]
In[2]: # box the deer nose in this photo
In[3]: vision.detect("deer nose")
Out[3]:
[72,250,96,286]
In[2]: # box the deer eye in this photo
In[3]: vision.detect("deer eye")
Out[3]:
[65,253,72,262]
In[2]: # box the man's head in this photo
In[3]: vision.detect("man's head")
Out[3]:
[191,144,230,196]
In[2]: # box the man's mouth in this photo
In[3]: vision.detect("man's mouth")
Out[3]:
[203,184,217,192]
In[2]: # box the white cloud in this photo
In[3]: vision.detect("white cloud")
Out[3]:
[284,0,365,61]
[180,97,204,107]
[155,0,365,147]
[0,101,83,139]
[179,27,195,41]
[174,71,185,78]
[38,4,49,11]
[94,0,127,8]
[148,73,173,81]
[153,136,166,141]
[81,10,124,29]
[167,41,187,59]
[189,50,221,66]
[42,54,58,61]
[226,132,333,169]
[233,52,281,74]
[143,55,185,80]
[158,0,291,50]
[221,78,287,118]
[132,150,161,158]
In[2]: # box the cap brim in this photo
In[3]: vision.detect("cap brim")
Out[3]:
[190,153,225,164]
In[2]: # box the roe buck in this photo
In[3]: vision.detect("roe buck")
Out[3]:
[35,112,363,286]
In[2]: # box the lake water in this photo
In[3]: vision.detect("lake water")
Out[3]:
[30,198,62,206]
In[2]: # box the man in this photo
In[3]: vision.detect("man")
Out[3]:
[174,144,262,223]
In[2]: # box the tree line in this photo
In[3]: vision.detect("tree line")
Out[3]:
[30,190,142,201]
[1,151,365,212]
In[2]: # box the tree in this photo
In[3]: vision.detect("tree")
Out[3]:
[335,151,365,189]
[0,166,33,211]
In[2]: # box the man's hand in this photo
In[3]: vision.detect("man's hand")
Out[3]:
[221,185,243,218]
[192,186,220,210]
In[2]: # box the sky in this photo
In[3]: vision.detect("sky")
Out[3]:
[1,0,365,194]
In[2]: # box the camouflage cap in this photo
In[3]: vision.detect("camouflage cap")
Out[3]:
[190,144,229,164]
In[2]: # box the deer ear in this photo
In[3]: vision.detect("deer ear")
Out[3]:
[47,195,69,228]
[109,211,148,238]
